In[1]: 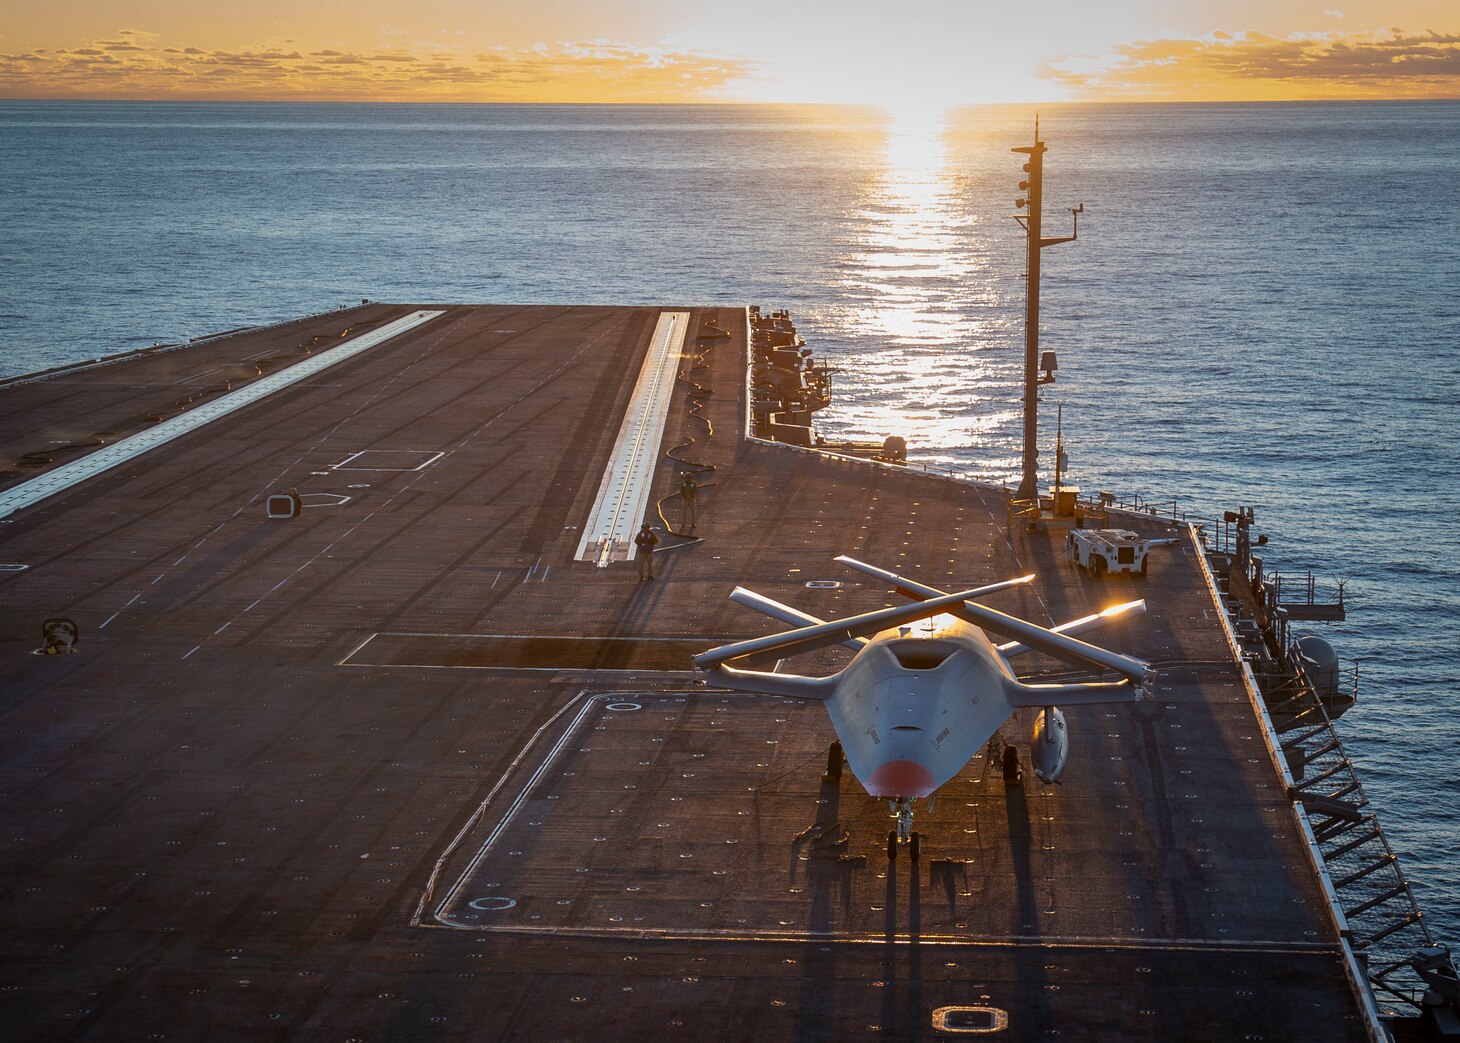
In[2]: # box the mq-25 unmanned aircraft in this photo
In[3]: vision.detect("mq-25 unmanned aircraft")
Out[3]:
[693,556,1155,861]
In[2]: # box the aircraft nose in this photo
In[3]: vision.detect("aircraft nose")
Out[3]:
[866,759,936,799]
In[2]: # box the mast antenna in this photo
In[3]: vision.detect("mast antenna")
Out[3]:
[1010,124,1082,503]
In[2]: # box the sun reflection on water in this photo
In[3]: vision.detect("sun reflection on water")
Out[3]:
[823,106,1021,481]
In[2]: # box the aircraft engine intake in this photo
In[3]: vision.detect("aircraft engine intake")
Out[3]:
[1031,706,1069,784]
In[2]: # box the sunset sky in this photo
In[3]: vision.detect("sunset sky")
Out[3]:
[2,0,1457,103]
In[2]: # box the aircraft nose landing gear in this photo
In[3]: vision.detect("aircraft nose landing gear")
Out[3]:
[886,799,921,861]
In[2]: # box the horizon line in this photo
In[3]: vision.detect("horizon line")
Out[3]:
[3,96,1458,105]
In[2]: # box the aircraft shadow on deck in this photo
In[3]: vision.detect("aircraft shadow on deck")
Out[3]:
[427,692,1081,944]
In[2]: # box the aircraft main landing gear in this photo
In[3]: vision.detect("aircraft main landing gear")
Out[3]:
[1002,745,1023,784]
[823,741,843,784]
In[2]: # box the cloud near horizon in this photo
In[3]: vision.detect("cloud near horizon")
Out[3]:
[3,24,1459,102]
[1049,27,1460,100]
[0,34,752,102]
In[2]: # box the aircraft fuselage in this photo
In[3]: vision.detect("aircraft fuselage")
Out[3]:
[694,562,1152,822]
[826,614,1016,800]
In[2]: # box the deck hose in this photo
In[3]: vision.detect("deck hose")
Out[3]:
[652,320,726,551]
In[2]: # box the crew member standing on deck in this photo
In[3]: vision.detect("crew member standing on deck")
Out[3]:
[679,472,698,532]
[635,522,659,581]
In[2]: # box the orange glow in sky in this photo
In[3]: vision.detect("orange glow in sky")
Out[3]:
[1,0,1457,102]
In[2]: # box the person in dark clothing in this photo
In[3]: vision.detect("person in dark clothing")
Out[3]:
[635,523,659,581]
[679,473,698,531]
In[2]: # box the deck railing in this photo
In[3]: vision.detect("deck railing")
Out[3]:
[1206,538,1446,1018]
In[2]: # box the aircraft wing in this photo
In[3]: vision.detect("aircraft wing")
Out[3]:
[834,555,1034,602]
[836,554,1152,685]
[836,554,1144,659]
[997,599,1146,657]
[1004,677,1148,707]
[957,598,1154,685]
[728,586,866,651]
[694,583,1009,670]
[700,663,836,701]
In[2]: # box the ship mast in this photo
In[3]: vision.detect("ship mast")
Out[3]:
[1011,118,1081,503]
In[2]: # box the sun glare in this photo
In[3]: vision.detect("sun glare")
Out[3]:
[834,105,966,439]
[824,101,1020,476]
[861,105,957,341]
[880,104,950,174]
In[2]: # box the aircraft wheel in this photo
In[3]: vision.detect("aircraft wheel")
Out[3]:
[1002,745,1022,783]
[910,831,922,862]
[823,741,843,783]
[887,830,898,861]
[1091,556,1107,578]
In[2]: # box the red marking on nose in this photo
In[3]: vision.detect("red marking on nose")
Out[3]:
[866,759,936,799]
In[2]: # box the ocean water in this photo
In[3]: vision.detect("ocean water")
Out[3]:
[1,100,1457,942]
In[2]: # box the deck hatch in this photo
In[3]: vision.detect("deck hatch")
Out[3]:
[931,1006,1008,1034]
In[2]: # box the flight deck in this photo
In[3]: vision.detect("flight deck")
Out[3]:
[0,304,1374,1039]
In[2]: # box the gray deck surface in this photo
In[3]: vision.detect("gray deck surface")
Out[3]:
[0,304,1365,1040]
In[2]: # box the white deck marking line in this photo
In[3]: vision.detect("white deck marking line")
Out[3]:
[107,311,624,653]
[575,311,689,565]
[169,366,222,385]
[337,633,381,667]
[83,310,476,640]
[0,309,445,521]
[330,449,444,472]
[433,691,600,921]
[184,508,380,659]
